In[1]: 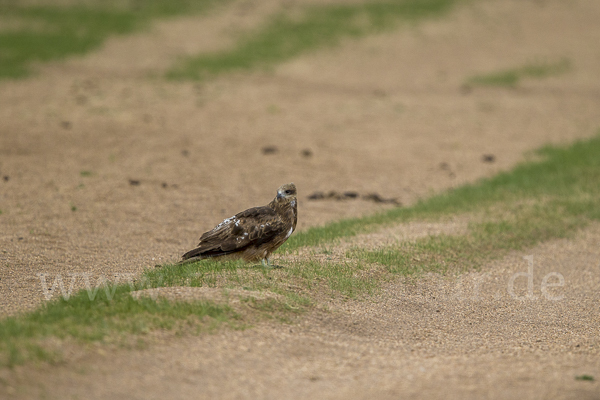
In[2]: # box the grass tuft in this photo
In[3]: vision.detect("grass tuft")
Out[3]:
[350,202,588,275]
[466,58,570,87]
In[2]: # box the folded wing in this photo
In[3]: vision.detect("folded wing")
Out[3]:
[181,206,285,260]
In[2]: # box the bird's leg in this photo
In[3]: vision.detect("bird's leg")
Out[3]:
[261,258,271,268]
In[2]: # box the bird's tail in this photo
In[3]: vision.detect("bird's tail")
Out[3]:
[181,247,206,260]
[178,246,238,265]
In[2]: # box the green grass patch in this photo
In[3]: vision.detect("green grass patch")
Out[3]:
[145,257,376,300]
[0,254,379,366]
[0,0,224,79]
[0,280,237,367]
[466,58,570,87]
[284,260,379,298]
[575,375,595,381]
[167,0,457,80]
[350,200,589,274]
[326,131,600,274]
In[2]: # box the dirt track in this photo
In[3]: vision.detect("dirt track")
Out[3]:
[1,0,600,398]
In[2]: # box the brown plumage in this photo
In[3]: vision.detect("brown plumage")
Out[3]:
[181,183,297,267]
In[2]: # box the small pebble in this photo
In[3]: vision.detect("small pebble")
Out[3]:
[482,154,496,163]
[307,191,326,200]
[261,146,278,155]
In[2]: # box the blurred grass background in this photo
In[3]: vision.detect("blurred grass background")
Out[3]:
[0,0,458,80]
[0,0,224,78]
[167,0,457,80]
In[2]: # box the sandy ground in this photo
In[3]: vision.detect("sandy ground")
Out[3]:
[1,0,600,398]
[3,224,599,399]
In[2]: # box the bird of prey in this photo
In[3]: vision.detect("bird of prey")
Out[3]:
[181,183,297,267]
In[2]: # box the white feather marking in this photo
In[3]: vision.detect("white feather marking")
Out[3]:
[214,216,236,230]
[290,200,296,208]
[285,226,294,239]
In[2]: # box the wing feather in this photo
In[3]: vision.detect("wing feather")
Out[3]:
[181,206,286,260]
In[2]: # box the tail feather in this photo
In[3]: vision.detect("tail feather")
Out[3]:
[180,245,238,263]
[181,247,206,260]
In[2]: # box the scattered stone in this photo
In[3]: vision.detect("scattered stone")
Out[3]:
[2,176,9,182]
[363,193,401,205]
[363,193,384,203]
[161,182,168,188]
[128,179,141,186]
[60,121,72,130]
[261,146,278,155]
[301,149,313,158]
[307,190,400,205]
[482,154,496,163]
[181,149,189,157]
[307,191,326,200]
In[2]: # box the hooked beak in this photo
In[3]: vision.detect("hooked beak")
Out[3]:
[276,192,284,200]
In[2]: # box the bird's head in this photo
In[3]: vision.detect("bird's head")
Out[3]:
[275,183,297,204]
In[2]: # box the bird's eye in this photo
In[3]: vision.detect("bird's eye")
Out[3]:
[285,190,291,195]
